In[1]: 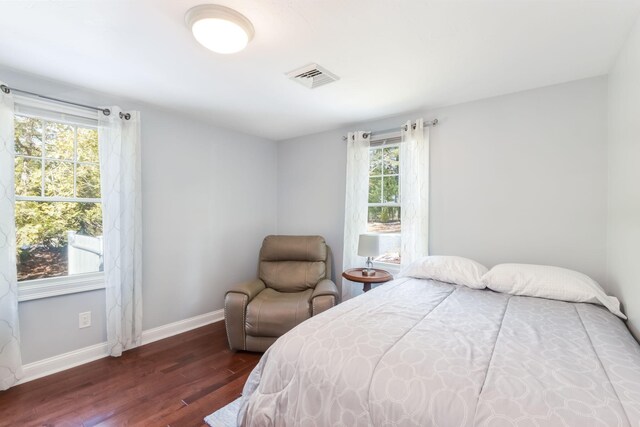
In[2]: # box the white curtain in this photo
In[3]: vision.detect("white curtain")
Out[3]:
[400,119,430,267]
[0,85,23,390]
[342,131,370,300]
[98,108,143,357]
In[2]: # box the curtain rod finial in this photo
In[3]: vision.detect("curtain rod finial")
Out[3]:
[1,85,10,94]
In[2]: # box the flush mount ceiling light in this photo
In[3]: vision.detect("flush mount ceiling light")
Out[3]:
[185,4,254,54]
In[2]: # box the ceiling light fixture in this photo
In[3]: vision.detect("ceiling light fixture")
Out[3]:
[185,4,254,54]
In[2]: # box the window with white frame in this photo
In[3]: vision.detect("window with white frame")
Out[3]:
[367,137,401,264]
[14,111,103,283]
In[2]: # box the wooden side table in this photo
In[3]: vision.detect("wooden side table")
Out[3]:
[342,268,393,293]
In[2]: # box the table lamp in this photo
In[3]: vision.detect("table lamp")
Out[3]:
[358,234,380,276]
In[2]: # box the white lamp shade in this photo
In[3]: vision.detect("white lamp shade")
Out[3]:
[358,234,380,257]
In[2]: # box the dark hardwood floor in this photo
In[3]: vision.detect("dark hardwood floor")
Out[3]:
[0,321,262,427]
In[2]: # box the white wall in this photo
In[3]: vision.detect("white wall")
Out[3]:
[140,107,277,330]
[276,128,347,284]
[277,77,608,296]
[1,66,278,364]
[607,15,640,339]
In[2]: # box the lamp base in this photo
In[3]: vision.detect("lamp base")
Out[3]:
[362,257,376,276]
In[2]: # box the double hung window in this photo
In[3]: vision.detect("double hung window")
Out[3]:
[13,101,104,299]
[367,137,401,264]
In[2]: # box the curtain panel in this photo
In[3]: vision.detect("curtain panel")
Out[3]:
[342,131,370,300]
[0,84,23,390]
[98,108,143,357]
[400,119,430,266]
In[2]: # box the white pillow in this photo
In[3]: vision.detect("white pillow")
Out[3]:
[399,256,488,289]
[482,264,625,318]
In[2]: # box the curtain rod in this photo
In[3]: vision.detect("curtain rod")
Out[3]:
[1,84,114,117]
[342,118,438,141]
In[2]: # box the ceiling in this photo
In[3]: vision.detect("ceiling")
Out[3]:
[1,0,639,140]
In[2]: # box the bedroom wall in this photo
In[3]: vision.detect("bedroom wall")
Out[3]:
[277,77,608,296]
[607,15,640,339]
[0,66,278,364]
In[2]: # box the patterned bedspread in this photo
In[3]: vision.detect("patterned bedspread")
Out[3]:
[238,278,640,426]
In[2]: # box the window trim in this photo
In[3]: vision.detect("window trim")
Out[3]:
[373,260,400,276]
[371,231,402,271]
[13,98,104,301]
[16,196,101,203]
[18,272,105,302]
[15,95,100,123]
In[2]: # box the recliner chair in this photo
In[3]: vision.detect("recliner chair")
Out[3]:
[224,235,339,352]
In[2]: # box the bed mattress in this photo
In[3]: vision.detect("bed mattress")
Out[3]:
[238,277,640,426]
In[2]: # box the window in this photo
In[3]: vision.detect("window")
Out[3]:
[14,113,103,285]
[367,139,401,264]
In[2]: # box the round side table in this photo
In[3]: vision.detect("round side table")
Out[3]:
[342,268,393,293]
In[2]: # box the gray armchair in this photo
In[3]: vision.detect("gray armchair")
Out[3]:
[224,235,339,352]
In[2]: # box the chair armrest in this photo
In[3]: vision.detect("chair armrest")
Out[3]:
[226,279,266,302]
[311,279,338,316]
[225,279,265,351]
[312,279,338,299]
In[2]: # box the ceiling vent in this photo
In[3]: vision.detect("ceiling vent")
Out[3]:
[287,63,339,89]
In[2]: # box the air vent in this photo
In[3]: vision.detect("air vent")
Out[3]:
[287,63,339,89]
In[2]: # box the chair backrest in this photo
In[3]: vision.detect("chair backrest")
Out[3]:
[259,235,329,292]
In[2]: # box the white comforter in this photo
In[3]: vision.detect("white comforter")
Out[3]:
[238,278,640,426]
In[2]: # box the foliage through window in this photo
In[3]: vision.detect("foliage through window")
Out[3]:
[368,144,401,264]
[14,114,103,281]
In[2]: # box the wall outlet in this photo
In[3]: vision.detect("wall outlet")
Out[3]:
[79,311,91,329]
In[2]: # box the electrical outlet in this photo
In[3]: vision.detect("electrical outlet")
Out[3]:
[79,311,91,329]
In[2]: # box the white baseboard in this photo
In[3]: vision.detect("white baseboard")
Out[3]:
[18,341,110,385]
[18,308,225,385]
[141,309,225,346]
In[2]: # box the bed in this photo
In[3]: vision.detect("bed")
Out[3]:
[236,276,640,426]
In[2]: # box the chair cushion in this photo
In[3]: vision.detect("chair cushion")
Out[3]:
[245,288,313,337]
[259,235,327,262]
[260,260,326,292]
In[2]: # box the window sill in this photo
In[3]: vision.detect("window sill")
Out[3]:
[18,272,105,302]
[373,261,401,277]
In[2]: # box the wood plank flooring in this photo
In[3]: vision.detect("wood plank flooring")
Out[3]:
[0,321,262,427]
